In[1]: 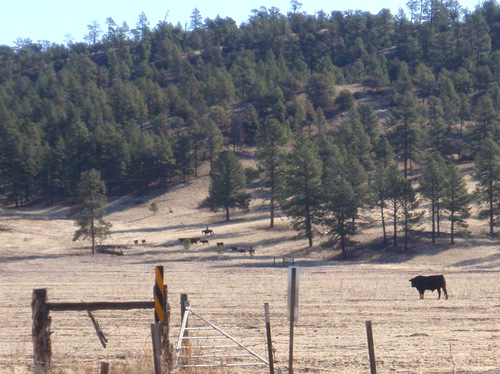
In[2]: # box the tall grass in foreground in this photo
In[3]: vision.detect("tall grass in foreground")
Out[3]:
[9,348,233,374]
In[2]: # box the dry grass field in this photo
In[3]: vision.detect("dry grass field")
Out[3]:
[1,165,499,374]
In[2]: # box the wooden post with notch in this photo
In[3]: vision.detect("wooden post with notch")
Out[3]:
[32,288,51,374]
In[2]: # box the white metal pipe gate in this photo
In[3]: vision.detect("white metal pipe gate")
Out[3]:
[174,303,269,370]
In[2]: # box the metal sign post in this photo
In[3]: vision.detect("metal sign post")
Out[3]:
[288,266,300,374]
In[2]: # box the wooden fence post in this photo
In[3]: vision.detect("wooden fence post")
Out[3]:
[154,266,165,324]
[163,284,172,371]
[180,294,188,321]
[264,303,275,374]
[100,361,110,374]
[32,289,51,374]
[151,324,163,374]
[365,320,377,374]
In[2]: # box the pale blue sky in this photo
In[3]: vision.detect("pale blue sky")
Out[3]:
[0,0,482,47]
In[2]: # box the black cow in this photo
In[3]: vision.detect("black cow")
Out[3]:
[409,275,448,300]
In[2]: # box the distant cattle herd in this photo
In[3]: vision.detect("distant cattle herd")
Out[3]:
[175,227,255,256]
[136,227,450,297]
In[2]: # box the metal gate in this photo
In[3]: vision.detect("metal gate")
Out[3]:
[174,303,269,370]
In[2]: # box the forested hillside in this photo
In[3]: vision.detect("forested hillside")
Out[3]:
[2,0,500,251]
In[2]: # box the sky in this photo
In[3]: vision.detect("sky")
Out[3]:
[0,0,483,47]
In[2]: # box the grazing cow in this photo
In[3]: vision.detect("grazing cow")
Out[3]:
[190,238,199,244]
[141,239,146,244]
[134,240,139,244]
[178,238,186,243]
[409,275,448,300]
[231,246,239,252]
[202,227,215,236]
[200,239,209,245]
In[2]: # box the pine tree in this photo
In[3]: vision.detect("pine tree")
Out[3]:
[389,90,422,178]
[474,137,500,236]
[414,63,436,103]
[322,151,360,256]
[174,134,194,182]
[425,96,450,157]
[469,95,500,153]
[373,164,391,245]
[280,136,323,247]
[255,119,290,228]
[201,150,251,221]
[442,162,470,244]
[419,154,446,243]
[201,118,224,171]
[70,169,112,254]
[385,164,409,248]
[401,178,421,251]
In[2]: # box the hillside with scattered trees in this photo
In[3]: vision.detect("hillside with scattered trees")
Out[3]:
[2,0,500,253]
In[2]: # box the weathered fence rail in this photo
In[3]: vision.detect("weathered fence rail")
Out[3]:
[32,265,170,374]
[47,301,154,311]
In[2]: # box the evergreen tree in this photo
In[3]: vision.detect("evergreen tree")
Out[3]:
[201,150,251,221]
[337,110,375,171]
[401,177,421,250]
[152,134,175,187]
[358,103,380,146]
[174,134,194,182]
[389,90,422,178]
[322,146,367,256]
[442,162,470,244]
[374,135,396,169]
[315,107,328,134]
[425,96,451,157]
[255,118,291,228]
[385,164,410,248]
[201,118,224,171]
[323,174,357,256]
[414,63,436,103]
[373,164,391,245]
[469,95,500,152]
[438,72,460,127]
[474,137,500,236]
[70,169,112,254]
[280,136,323,247]
[419,154,446,243]
[305,73,335,112]
[189,122,205,177]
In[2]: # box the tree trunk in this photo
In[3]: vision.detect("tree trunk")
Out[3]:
[489,178,494,236]
[270,195,275,229]
[436,202,441,237]
[392,201,398,247]
[225,205,230,222]
[380,202,387,245]
[91,217,96,254]
[450,210,455,245]
[431,198,436,243]
[306,206,313,248]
